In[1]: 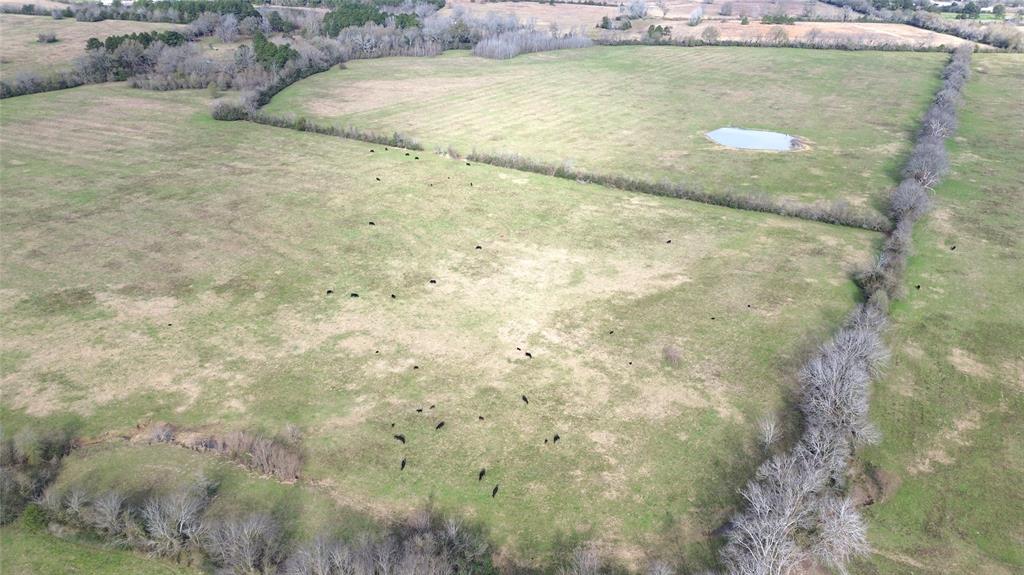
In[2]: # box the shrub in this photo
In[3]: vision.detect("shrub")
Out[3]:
[701,25,720,43]
[662,344,682,366]
[20,503,47,531]
[211,100,249,121]
[619,0,647,19]
[147,422,175,443]
[36,32,57,43]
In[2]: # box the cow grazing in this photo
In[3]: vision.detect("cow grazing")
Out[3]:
[351,293,359,298]
[544,439,548,444]
[375,177,381,182]
[414,156,420,160]
[401,458,407,470]
[326,290,333,295]
[429,279,437,284]
[951,245,956,250]
[491,484,499,498]
[478,416,484,421]
[666,240,672,244]
[521,395,529,405]
[435,421,445,430]
[416,408,423,413]
[369,221,375,225]
[413,365,419,370]
[475,245,482,250]
[916,285,921,290]
[430,404,435,409]
[466,162,471,166]
[393,434,406,444]
[370,149,375,153]
[478,468,486,481]
[553,434,560,443]
[525,352,532,359]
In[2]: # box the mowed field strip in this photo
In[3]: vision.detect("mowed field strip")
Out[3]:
[265,46,946,216]
[0,14,187,76]
[0,83,878,563]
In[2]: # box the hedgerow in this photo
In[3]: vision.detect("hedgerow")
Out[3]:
[720,44,972,575]
[465,151,890,231]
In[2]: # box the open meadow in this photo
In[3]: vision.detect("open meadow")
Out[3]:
[265,47,946,217]
[0,81,879,566]
[0,14,187,76]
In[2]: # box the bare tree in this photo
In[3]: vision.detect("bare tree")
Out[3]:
[90,490,128,534]
[902,138,949,189]
[204,513,284,574]
[812,496,869,574]
[142,483,209,556]
[758,414,781,449]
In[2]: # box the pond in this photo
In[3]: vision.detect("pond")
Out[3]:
[706,127,803,151]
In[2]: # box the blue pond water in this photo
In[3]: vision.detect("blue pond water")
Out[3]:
[707,127,799,151]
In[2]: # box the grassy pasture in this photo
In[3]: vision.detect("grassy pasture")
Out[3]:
[265,46,946,216]
[855,53,1024,574]
[0,525,201,575]
[0,14,187,76]
[0,83,877,566]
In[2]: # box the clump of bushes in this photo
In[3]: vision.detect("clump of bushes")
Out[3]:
[36,32,57,43]
[210,99,250,121]
[0,425,74,525]
[34,478,494,575]
[86,30,186,52]
[472,29,592,59]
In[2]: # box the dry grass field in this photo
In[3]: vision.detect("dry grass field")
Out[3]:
[0,83,878,566]
[623,20,971,47]
[265,46,946,215]
[0,14,187,76]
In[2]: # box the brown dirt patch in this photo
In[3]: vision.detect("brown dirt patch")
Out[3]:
[908,409,982,475]
[948,347,992,378]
